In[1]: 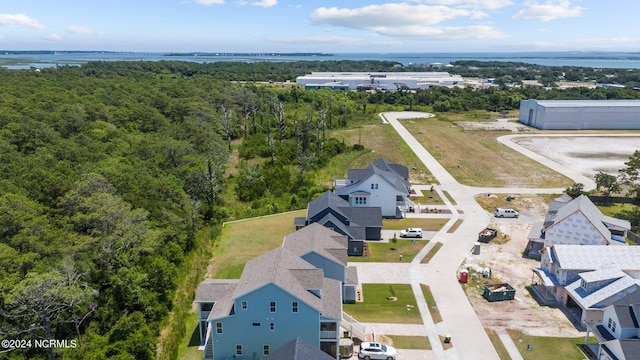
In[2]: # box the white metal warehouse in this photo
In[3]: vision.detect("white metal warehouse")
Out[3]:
[296,71,464,91]
[519,99,640,130]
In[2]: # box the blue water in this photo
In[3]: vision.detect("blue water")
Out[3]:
[2,51,640,69]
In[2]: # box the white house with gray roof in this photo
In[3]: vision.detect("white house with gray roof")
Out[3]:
[585,304,640,360]
[532,245,640,327]
[526,195,630,259]
[335,158,413,218]
[195,245,343,360]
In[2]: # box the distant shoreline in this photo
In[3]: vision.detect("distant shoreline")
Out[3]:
[2,51,640,69]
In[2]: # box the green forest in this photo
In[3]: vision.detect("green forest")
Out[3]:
[0,60,639,359]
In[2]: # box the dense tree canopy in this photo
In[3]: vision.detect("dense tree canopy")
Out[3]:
[1,59,639,359]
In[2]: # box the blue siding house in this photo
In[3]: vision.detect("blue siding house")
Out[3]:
[195,243,344,360]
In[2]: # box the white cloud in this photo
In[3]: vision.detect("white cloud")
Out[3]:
[249,0,277,7]
[42,33,62,41]
[513,0,583,22]
[375,25,506,40]
[0,13,45,29]
[193,0,225,5]
[418,0,513,10]
[66,25,94,35]
[309,3,505,41]
[311,4,472,27]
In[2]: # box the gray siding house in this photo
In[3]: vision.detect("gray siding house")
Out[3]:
[295,191,382,255]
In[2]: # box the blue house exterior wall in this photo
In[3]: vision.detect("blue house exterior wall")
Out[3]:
[209,284,322,360]
[301,252,345,284]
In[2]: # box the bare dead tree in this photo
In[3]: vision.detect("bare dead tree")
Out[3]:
[220,105,234,150]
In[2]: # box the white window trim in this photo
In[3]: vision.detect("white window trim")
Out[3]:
[235,344,243,355]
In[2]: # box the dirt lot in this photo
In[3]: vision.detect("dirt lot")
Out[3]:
[462,197,584,337]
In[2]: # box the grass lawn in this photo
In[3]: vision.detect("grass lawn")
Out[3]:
[176,311,203,360]
[447,219,463,233]
[208,210,305,278]
[420,284,442,323]
[343,284,422,324]
[387,335,431,350]
[331,122,436,185]
[349,240,426,262]
[597,202,636,217]
[403,115,572,188]
[420,242,443,264]
[486,328,512,360]
[383,218,448,231]
[507,329,594,360]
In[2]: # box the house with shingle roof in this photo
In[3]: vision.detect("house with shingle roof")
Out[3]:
[294,191,382,255]
[532,245,640,326]
[585,304,640,360]
[334,158,413,218]
[283,223,359,304]
[525,194,630,259]
[263,337,336,360]
[195,245,343,360]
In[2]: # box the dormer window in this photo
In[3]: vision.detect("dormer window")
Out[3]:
[581,279,587,291]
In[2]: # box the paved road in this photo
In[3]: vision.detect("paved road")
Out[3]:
[351,112,627,360]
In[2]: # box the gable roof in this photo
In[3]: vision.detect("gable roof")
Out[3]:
[566,275,640,309]
[263,337,336,360]
[602,339,640,360]
[199,247,343,322]
[545,195,611,241]
[613,304,640,329]
[305,191,382,239]
[341,157,410,194]
[283,223,349,266]
[550,245,640,271]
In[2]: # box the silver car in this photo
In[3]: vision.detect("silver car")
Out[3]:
[358,342,396,360]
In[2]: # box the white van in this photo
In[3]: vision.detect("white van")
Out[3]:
[494,207,519,218]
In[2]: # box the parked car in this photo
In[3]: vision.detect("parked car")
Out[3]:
[494,207,519,218]
[399,227,423,238]
[358,342,396,360]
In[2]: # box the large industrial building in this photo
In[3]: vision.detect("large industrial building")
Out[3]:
[296,71,464,91]
[519,99,640,130]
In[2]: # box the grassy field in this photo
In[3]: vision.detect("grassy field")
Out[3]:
[507,329,594,360]
[176,311,202,360]
[331,122,436,185]
[208,210,305,278]
[387,335,431,350]
[383,218,448,231]
[402,115,572,188]
[349,240,426,262]
[343,284,422,324]
[597,202,636,217]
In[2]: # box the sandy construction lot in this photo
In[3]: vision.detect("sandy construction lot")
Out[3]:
[514,136,640,177]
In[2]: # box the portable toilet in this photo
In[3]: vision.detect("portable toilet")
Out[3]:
[460,269,468,283]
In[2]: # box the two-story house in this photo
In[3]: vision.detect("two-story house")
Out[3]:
[195,246,342,360]
[526,195,630,259]
[294,191,382,255]
[334,158,412,218]
[532,245,640,326]
[585,304,640,360]
[283,223,359,304]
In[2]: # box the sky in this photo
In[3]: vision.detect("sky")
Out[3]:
[0,0,639,53]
